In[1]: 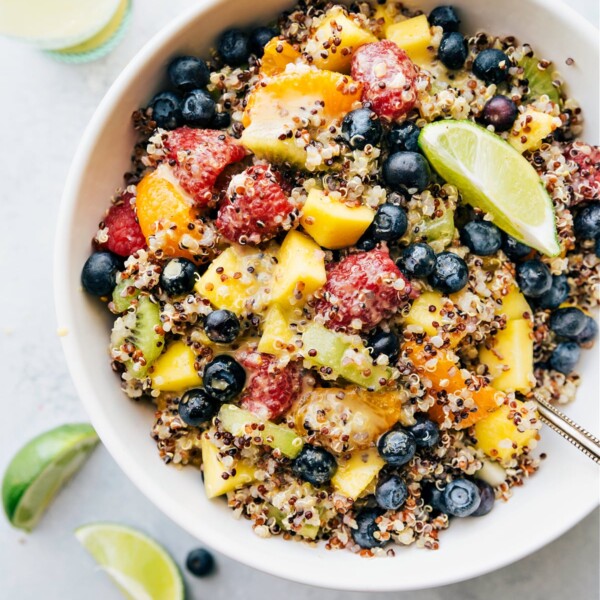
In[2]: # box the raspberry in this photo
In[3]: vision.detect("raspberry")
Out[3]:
[99,195,146,257]
[564,142,600,203]
[351,41,419,121]
[315,248,413,331]
[240,352,301,420]
[216,164,297,244]
[164,127,247,207]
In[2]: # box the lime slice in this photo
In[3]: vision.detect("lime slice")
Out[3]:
[2,423,99,531]
[419,120,560,256]
[75,523,185,600]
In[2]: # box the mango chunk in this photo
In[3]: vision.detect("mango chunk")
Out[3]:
[201,435,256,498]
[258,304,298,357]
[479,319,534,393]
[300,188,375,249]
[150,341,202,392]
[302,323,393,390]
[495,286,532,321]
[270,231,326,306]
[332,447,385,499]
[386,15,433,67]
[508,108,560,153]
[373,3,400,38]
[195,245,277,316]
[218,404,304,459]
[308,8,377,73]
[260,38,302,76]
[474,404,538,464]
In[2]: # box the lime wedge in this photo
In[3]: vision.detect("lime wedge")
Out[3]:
[419,120,560,256]
[75,523,185,600]
[2,423,99,531]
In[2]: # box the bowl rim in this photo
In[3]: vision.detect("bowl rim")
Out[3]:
[55,0,599,591]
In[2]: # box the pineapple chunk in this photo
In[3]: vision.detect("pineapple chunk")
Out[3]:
[218,404,304,459]
[150,341,201,392]
[386,15,433,67]
[201,435,256,498]
[308,8,377,73]
[258,304,298,356]
[302,323,392,390]
[404,291,465,346]
[300,188,375,249]
[332,447,385,499]
[508,108,560,153]
[195,244,277,316]
[495,286,532,320]
[473,404,538,464]
[270,231,326,307]
[479,319,534,393]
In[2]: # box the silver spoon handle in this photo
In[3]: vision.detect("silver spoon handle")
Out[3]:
[536,398,600,465]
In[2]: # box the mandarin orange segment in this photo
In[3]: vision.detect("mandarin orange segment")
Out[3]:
[136,167,210,262]
[260,38,302,76]
[404,341,503,429]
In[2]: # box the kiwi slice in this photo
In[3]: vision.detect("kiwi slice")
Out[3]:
[111,277,140,313]
[519,55,562,105]
[111,295,164,377]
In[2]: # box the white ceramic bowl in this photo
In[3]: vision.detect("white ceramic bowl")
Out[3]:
[55,0,599,591]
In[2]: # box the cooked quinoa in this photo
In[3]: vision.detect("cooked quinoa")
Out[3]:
[82,0,599,556]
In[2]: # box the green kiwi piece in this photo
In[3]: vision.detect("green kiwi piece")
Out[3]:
[111,295,164,377]
[111,277,140,313]
[519,55,562,105]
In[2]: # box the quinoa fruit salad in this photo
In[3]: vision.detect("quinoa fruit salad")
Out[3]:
[81,1,599,555]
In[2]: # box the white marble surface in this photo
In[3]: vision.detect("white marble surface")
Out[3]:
[0,1,598,599]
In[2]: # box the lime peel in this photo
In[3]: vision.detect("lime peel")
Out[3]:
[75,523,185,600]
[419,119,560,257]
[2,423,99,531]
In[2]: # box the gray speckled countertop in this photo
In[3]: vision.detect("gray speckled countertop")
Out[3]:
[0,1,598,598]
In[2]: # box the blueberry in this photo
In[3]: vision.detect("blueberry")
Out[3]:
[574,316,598,344]
[549,342,580,374]
[443,478,481,517]
[160,258,198,296]
[429,6,460,32]
[535,274,570,309]
[574,203,600,240]
[341,108,382,150]
[203,355,246,402]
[421,481,447,513]
[375,475,408,510]
[438,32,468,70]
[377,428,417,466]
[595,237,600,258]
[291,445,337,487]
[249,26,277,57]
[204,309,240,344]
[355,235,378,251]
[178,388,219,426]
[186,548,215,577]
[516,259,552,298]
[407,416,440,448]
[149,91,182,130]
[367,329,400,363]
[548,307,588,340]
[398,243,436,278]
[472,49,511,85]
[181,89,216,126]
[167,56,210,91]
[471,480,495,517]
[351,508,386,549]
[481,95,518,132]
[217,28,250,66]
[460,220,502,256]
[211,111,231,129]
[383,152,431,193]
[81,251,122,296]
[501,233,531,260]
[428,252,469,294]
[369,203,408,241]
[387,121,421,153]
